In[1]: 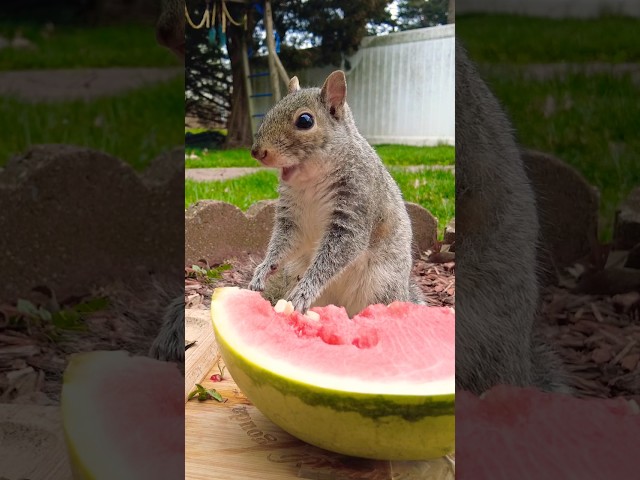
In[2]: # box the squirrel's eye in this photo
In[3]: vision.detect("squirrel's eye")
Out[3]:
[295,113,314,129]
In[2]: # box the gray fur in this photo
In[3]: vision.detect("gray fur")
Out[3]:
[249,71,423,317]
[148,295,185,367]
[156,0,184,59]
[147,0,185,365]
[456,42,568,394]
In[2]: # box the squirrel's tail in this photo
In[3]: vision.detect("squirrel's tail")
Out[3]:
[409,280,426,305]
[530,333,573,394]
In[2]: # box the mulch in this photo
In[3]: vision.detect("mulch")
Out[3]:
[2,243,638,405]
[186,246,640,403]
[185,250,456,311]
[538,281,640,402]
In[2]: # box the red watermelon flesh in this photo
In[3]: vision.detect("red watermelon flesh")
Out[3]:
[456,385,640,479]
[219,290,455,395]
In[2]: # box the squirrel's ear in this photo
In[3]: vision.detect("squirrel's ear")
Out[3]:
[288,76,300,94]
[321,71,346,117]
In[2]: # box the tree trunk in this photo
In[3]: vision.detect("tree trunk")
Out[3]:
[448,0,455,24]
[224,26,253,148]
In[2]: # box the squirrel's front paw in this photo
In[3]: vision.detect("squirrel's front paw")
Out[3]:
[248,275,266,292]
[249,262,278,291]
[288,287,312,314]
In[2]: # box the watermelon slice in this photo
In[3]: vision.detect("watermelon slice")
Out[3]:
[210,287,455,460]
[457,385,640,478]
[61,351,184,479]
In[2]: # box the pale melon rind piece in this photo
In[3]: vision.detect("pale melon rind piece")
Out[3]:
[274,298,294,315]
[61,351,184,479]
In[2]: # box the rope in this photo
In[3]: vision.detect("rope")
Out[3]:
[222,0,246,28]
[185,2,216,29]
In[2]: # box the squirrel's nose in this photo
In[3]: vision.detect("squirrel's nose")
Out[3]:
[251,147,267,161]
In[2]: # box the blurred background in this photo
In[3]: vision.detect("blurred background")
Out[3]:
[1,0,183,170]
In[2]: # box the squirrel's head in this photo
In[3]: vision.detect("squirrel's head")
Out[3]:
[251,70,352,183]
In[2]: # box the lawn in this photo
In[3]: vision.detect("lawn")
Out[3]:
[185,168,455,238]
[1,76,184,169]
[0,23,179,69]
[185,144,455,169]
[185,171,279,211]
[458,14,640,239]
[186,148,260,168]
[457,14,640,64]
[1,21,183,168]
[484,72,640,236]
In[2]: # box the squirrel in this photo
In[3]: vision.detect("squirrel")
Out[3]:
[248,71,424,317]
[456,41,569,394]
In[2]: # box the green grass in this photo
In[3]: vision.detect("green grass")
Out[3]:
[185,171,280,210]
[389,168,455,237]
[186,148,260,168]
[185,169,455,237]
[484,72,640,238]
[185,145,454,169]
[186,128,228,135]
[457,14,640,64]
[374,145,454,166]
[0,23,179,69]
[458,14,640,240]
[2,76,185,169]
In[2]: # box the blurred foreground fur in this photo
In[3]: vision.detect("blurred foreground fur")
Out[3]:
[105,278,184,370]
[456,41,569,394]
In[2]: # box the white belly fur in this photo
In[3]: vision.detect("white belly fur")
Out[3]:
[282,186,385,317]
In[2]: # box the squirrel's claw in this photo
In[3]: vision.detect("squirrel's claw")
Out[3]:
[248,277,265,292]
[288,288,312,314]
[249,261,279,291]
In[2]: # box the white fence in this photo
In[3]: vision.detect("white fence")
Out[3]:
[251,25,455,146]
[457,0,640,18]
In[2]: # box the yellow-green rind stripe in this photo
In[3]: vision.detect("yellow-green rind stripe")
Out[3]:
[211,287,455,460]
[63,428,94,480]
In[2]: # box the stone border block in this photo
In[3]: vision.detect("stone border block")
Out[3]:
[523,149,599,270]
[185,201,439,265]
[0,144,183,302]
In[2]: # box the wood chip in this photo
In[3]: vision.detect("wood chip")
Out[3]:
[621,353,640,372]
[592,347,613,364]
[0,345,40,360]
[591,302,605,323]
[610,339,638,367]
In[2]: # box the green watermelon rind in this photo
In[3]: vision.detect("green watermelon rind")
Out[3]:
[211,287,455,460]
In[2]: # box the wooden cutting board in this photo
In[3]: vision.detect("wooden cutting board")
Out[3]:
[185,310,455,480]
[0,404,72,479]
